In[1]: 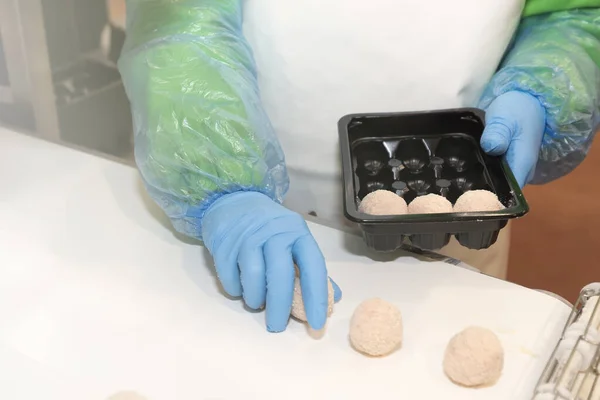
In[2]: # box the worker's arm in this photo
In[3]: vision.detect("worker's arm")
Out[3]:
[117,0,288,239]
[117,0,338,333]
[479,7,600,184]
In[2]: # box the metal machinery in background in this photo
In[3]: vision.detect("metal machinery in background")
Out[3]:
[533,283,600,399]
[0,0,132,161]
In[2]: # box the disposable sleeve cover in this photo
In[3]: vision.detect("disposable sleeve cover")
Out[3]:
[479,9,600,184]
[117,0,288,240]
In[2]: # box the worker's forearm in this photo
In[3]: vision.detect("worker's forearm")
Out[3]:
[121,1,241,53]
[118,0,289,241]
[479,9,600,184]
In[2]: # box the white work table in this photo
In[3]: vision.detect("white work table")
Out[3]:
[0,127,572,400]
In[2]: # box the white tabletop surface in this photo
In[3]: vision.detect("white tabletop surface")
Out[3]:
[0,127,571,400]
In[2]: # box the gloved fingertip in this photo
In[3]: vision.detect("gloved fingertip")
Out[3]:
[504,155,534,189]
[244,297,265,311]
[266,326,284,333]
[481,135,510,156]
[306,310,327,331]
[514,170,528,189]
[480,139,508,156]
[481,124,511,156]
[526,167,536,187]
[330,278,342,303]
[219,280,243,298]
[266,317,289,333]
[304,283,329,330]
[240,279,266,310]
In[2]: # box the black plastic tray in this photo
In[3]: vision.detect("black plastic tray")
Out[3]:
[338,108,529,252]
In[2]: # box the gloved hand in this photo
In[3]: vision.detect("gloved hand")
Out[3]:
[480,91,546,187]
[201,191,342,332]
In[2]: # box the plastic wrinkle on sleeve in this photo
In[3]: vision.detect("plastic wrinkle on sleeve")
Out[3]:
[479,9,600,184]
[117,0,288,241]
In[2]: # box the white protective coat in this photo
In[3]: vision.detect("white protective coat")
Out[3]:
[242,0,524,276]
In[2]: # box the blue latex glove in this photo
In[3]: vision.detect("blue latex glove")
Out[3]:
[200,191,342,332]
[480,91,546,187]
